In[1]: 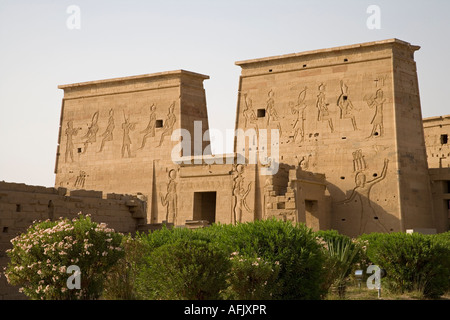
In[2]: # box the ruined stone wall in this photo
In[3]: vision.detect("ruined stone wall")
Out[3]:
[234,39,434,236]
[0,181,145,300]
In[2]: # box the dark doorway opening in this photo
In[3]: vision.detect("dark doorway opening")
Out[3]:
[193,192,217,224]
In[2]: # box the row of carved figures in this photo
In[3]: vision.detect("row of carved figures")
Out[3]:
[64,101,177,162]
[242,80,387,143]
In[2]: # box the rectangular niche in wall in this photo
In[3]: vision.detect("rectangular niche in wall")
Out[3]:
[305,200,319,231]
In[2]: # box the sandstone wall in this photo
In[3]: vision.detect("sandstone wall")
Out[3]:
[54,70,210,225]
[0,181,145,300]
[234,39,434,236]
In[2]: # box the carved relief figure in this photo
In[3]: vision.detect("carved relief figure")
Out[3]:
[352,149,367,172]
[64,120,80,163]
[242,93,258,133]
[337,81,359,131]
[299,154,312,170]
[139,103,157,149]
[81,111,100,154]
[74,170,87,188]
[316,83,334,133]
[232,164,252,224]
[160,169,177,224]
[364,89,385,137]
[158,101,177,147]
[98,109,115,152]
[265,90,279,126]
[336,159,389,234]
[121,112,137,158]
[290,87,308,142]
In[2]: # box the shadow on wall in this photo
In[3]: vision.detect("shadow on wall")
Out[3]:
[326,167,400,238]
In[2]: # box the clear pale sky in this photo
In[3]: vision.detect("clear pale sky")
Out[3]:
[1,0,449,187]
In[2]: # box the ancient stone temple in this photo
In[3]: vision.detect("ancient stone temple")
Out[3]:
[2,38,449,299]
[51,38,447,237]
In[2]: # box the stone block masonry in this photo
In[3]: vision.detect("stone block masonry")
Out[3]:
[0,181,146,299]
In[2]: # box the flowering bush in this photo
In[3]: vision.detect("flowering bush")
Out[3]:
[224,252,280,300]
[4,214,124,300]
[102,235,146,300]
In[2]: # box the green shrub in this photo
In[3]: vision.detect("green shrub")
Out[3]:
[360,232,450,298]
[102,234,146,300]
[4,214,124,300]
[315,230,362,298]
[205,219,327,299]
[224,252,280,300]
[135,239,231,300]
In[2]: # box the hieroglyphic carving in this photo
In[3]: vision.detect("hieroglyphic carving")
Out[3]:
[364,89,385,137]
[316,83,334,133]
[98,109,115,152]
[160,169,177,224]
[336,159,389,234]
[121,112,137,158]
[139,103,156,149]
[290,87,307,142]
[64,120,81,163]
[352,149,367,172]
[81,111,99,154]
[299,154,312,170]
[158,101,177,147]
[374,74,387,88]
[264,90,282,138]
[74,170,87,188]
[242,93,258,133]
[337,81,359,131]
[232,164,252,224]
[266,90,279,126]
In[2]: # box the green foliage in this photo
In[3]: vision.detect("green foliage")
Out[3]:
[360,231,450,298]
[224,252,280,300]
[316,230,362,298]
[135,239,230,300]
[102,234,146,300]
[205,219,327,299]
[110,219,326,300]
[4,214,124,300]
